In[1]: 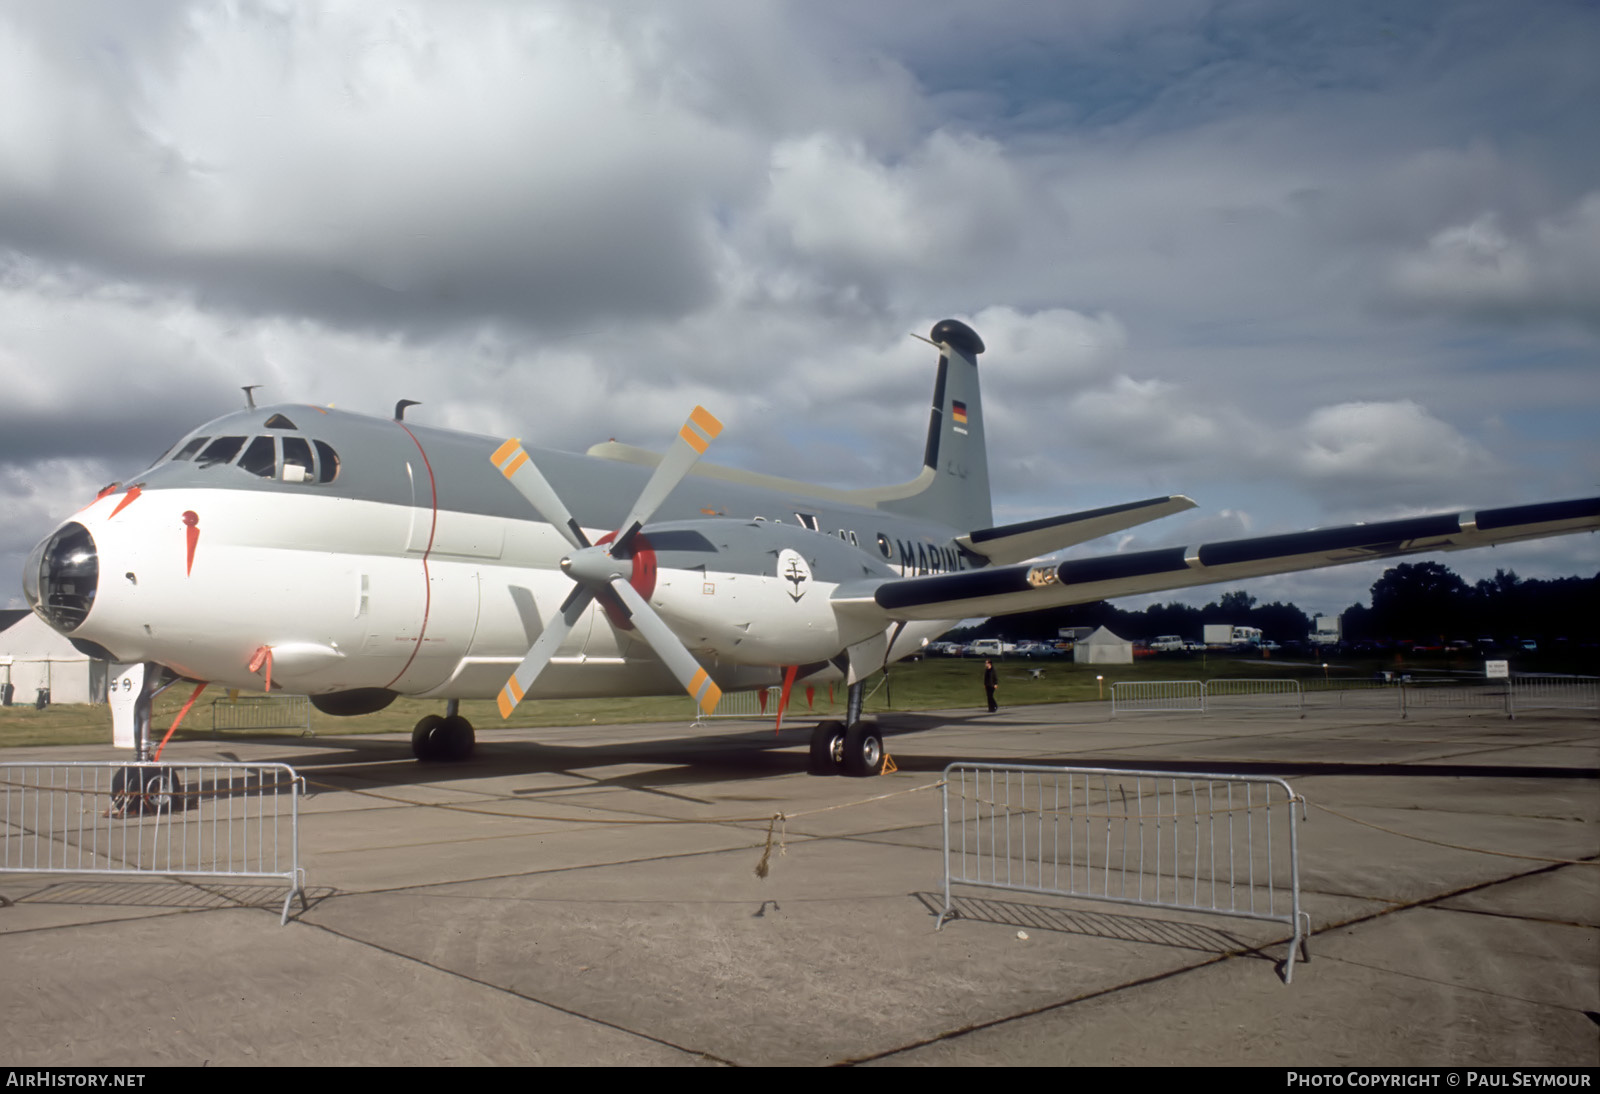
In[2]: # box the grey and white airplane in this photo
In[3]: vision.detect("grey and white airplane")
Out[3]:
[22,319,1600,776]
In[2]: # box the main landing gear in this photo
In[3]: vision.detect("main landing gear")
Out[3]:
[412,700,475,762]
[807,681,885,777]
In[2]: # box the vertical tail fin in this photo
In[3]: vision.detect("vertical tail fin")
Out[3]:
[879,319,993,532]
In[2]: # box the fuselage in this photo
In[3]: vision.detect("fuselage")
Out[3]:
[25,403,976,703]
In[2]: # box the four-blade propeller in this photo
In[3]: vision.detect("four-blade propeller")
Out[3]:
[489,407,724,720]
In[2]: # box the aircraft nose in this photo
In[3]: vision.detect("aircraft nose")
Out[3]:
[24,521,99,634]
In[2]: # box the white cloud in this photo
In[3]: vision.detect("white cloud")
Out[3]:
[1389,196,1600,328]
[759,129,1041,308]
[1294,399,1501,508]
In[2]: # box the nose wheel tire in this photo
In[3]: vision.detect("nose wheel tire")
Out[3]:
[110,765,186,815]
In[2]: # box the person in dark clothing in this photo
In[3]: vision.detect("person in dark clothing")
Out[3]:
[983,659,998,712]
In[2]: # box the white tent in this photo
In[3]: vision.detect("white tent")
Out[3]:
[0,611,109,706]
[1073,625,1134,665]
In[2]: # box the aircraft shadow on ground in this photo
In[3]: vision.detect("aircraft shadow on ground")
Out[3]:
[202,708,1597,800]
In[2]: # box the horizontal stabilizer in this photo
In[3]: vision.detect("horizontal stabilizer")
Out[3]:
[852,496,1600,622]
[958,495,1196,565]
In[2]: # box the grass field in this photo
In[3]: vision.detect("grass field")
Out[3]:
[0,649,1534,751]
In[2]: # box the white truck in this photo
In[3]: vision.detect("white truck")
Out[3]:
[1150,635,1185,652]
[1311,615,1342,646]
[1204,624,1262,647]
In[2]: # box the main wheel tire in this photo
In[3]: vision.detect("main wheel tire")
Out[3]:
[439,715,475,761]
[842,721,885,777]
[808,721,846,776]
[411,714,446,761]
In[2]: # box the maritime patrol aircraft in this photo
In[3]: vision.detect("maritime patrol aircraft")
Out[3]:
[22,319,1600,776]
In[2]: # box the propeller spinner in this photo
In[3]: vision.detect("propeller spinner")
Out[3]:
[490,407,725,720]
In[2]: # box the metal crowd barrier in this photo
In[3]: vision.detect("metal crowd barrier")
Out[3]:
[0,761,308,924]
[1397,679,1509,715]
[1112,675,1597,720]
[691,686,783,726]
[1299,678,1395,711]
[1112,679,1301,715]
[211,694,314,737]
[1205,678,1304,714]
[1507,675,1599,717]
[940,763,1310,982]
[1347,675,1595,719]
[1110,680,1204,715]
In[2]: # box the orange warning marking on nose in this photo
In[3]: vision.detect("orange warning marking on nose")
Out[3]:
[108,485,143,518]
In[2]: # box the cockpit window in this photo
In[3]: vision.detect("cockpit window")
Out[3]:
[240,436,277,478]
[172,437,208,461]
[313,440,340,483]
[197,436,246,466]
[159,431,337,484]
[282,436,312,483]
[264,414,297,430]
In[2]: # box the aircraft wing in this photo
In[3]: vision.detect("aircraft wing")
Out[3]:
[957,495,1197,565]
[845,496,1600,622]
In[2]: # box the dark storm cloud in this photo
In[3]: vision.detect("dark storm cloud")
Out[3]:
[0,399,230,468]
[0,0,748,336]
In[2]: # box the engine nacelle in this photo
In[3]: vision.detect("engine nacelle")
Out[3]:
[640,519,896,665]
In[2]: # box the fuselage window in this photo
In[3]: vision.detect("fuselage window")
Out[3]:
[197,436,246,467]
[313,440,341,484]
[172,437,209,461]
[795,512,819,531]
[282,436,313,483]
[240,436,277,478]
[877,533,893,559]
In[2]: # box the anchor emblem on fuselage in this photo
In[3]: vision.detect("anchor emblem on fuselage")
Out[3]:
[777,549,810,602]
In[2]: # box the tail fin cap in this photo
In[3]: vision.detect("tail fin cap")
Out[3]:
[931,319,984,357]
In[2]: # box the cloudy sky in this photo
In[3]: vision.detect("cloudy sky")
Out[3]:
[2,0,1596,620]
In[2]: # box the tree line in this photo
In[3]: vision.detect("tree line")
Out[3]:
[950,564,1600,646]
